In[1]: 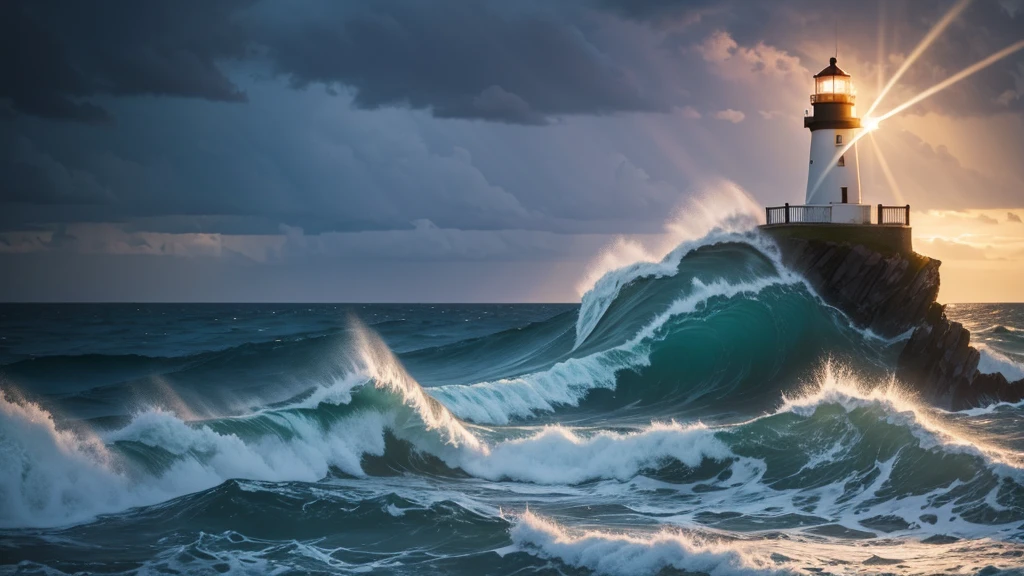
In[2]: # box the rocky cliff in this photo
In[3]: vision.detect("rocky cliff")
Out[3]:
[897,304,1024,409]
[767,234,1023,409]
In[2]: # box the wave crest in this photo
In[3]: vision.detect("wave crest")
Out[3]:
[510,510,776,576]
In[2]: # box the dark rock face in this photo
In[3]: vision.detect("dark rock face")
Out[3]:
[895,302,980,407]
[772,238,938,338]
[895,303,1024,410]
[766,234,1023,409]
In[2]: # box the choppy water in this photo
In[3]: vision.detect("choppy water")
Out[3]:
[2,233,1024,575]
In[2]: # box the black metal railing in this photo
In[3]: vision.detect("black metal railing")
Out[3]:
[877,204,910,226]
[764,203,910,226]
[765,203,832,224]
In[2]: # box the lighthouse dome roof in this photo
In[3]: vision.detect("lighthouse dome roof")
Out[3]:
[813,57,850,78]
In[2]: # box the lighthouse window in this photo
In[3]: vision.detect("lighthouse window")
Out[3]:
[841,187,848,203]
[835,134,843,145]
[838,155,845,167]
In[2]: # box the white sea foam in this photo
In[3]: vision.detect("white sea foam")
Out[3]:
[109,408,392,482]
[457,421,739,485]
[512,508,1024,576]
[349,316,487,454]
[956,399,1024,416]
[781,362,1024,471]
[977,344,1024,382]
[0,389,134,528]
[0,385,399,528]
[574,182,766,350]
[287,371,367,409]
[510,510,780,576]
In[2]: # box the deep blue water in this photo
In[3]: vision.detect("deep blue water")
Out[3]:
[2,235,1023,575]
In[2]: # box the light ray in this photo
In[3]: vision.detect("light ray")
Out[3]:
[867,131,905,206]
[865,0,972,118]
[877,39,1024,122]
[876,0,886,97]
[810,38,1024,199]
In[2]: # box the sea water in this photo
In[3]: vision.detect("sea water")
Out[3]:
[2,234,1023,575]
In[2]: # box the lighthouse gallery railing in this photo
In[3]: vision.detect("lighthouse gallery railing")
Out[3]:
[765,204,908,225]
[765,204,832,224]
[878,205,911,225]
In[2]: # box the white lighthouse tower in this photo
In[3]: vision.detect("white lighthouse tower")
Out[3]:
[761,57,911,252]
[803,57,868,223]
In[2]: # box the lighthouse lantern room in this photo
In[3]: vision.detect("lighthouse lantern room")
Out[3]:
[763,57,910,232]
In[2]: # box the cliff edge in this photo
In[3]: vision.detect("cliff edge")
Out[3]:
[766,233,1023,409]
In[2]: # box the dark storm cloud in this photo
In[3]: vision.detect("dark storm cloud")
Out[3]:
[3,0,1021,127]
[595,0,719,22]
[2,0,666,125]
[0,134,114,205]
[0,0,252,123]
[251,0,664,124]
[599,0,1024,114]
[2,0,1022,238]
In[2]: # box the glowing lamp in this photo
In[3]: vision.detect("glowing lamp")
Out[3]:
[811,57,855,103]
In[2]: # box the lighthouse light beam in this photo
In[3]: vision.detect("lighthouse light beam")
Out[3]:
[864,0,972,118]
[868,132,906,206]
[877,39,1024,123]
[809,38,1024,199]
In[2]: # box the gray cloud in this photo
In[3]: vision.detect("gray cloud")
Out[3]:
[0,135,114,205]
[713,109,745,123]
[4,0,1021,128]
[0,0,678,126]
[250,0,665,124]
[1,0,252,123]
[1010,212,1023,223]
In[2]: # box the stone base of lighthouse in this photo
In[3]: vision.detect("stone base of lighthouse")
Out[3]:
[759,222,912,255]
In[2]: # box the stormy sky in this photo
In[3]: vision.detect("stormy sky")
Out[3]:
[2,0,1023,302]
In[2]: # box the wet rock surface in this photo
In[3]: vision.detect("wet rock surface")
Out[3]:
[772,238,938,338]
[770,236,1023,409]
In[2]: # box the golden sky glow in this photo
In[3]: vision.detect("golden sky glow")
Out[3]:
[913,209,1024,302]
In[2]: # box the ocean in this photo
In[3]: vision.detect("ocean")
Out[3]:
[2,234,1024,575]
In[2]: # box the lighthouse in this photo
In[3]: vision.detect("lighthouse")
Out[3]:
[804,57,864,220]
[761,57,911,253]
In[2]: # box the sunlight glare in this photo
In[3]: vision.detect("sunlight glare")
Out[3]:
[878,39,1024,122]
[865,0,972,118]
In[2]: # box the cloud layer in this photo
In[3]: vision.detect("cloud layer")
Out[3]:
[1,0,1023,301]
